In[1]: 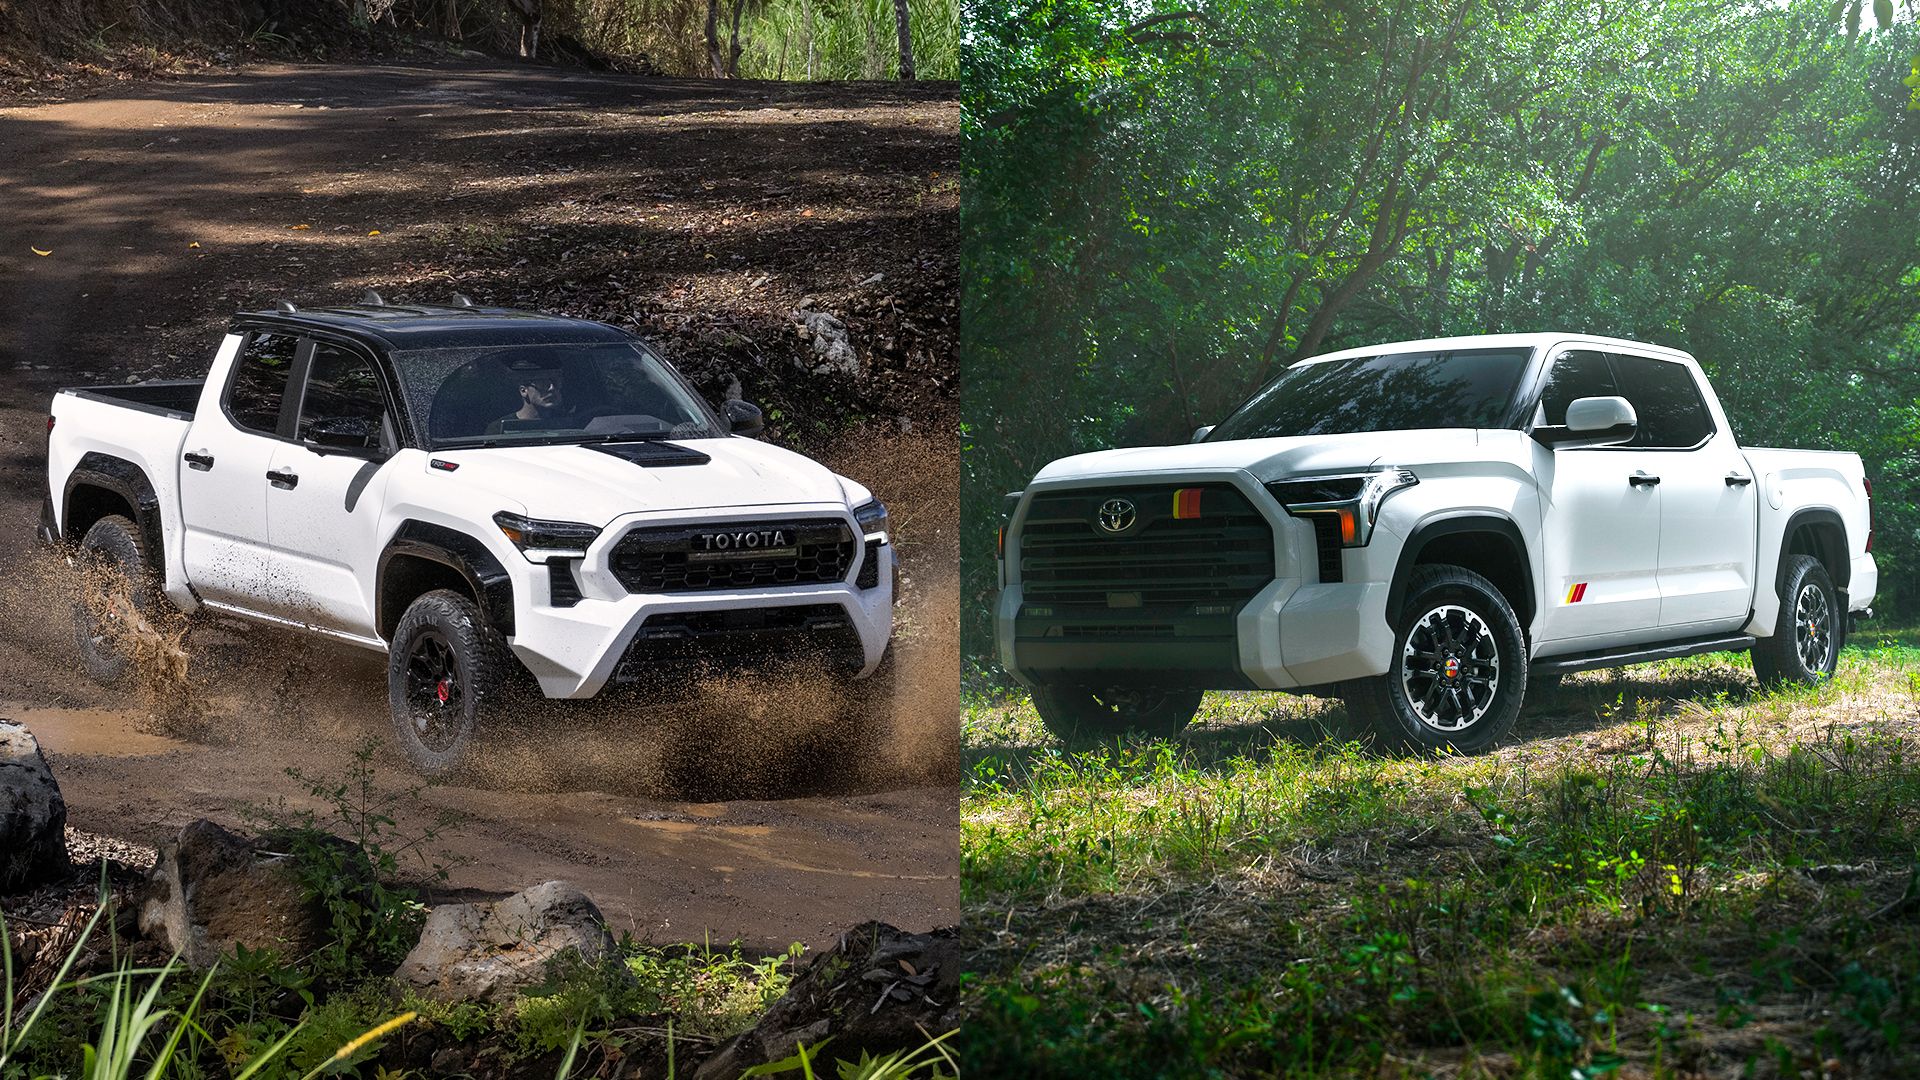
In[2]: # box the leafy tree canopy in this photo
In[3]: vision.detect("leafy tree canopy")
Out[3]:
[961,0,1920,668]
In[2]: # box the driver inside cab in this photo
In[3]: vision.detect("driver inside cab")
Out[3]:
[486,359,577,434]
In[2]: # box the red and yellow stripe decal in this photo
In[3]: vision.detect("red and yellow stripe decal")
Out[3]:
[1565,582,1588,604]
[1172,487,1204,519]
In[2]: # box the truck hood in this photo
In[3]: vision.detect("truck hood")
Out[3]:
[1030,429,1496,485]
[427,437,857,526]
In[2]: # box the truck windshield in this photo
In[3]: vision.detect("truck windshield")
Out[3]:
[393,341,722,450]
[1206,347,1532,442]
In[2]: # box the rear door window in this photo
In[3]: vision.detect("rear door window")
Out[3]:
[227,332,299,435]
[1607,354,1714,449]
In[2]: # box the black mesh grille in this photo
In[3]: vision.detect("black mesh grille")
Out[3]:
[1307,516,1344,583]
[1018,484,1274,610]
[610,519,855,593]
[856,539,882,589]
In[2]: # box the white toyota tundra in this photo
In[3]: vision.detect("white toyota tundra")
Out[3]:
[995,333,1876,752]
[43,298,896,775]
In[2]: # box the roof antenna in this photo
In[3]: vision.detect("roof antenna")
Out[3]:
[451,292,475,307]
[275,300,297,313]
[362,289,386,306]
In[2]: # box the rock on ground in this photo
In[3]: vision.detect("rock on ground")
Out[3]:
[695,921,960,1080]
[396,880,618,1003]
[0,721,68,893]
[136,819,334,968]
[792,309,860,376]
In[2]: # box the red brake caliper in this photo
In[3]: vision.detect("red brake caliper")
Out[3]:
[436,677,451,704]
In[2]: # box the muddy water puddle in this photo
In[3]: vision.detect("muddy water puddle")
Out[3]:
[2,702,192,757]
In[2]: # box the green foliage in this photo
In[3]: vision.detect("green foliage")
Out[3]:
[242,739,463,986]
[960,642,1920,1074]
[961,0,1920,671]
[738,0,958,80]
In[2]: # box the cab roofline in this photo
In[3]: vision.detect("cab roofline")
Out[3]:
[229,303,634,353]
[1295,332,1695,367]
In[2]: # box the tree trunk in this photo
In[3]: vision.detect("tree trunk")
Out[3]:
[507,0,540,59]
[893,0,914,80]
[705,0,724,76]
[727,0,745,77]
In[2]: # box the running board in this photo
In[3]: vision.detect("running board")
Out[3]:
[198,599,390,654]
[1530,633,1756,677]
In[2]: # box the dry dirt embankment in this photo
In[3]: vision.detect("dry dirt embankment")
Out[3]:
[0,60,959,952]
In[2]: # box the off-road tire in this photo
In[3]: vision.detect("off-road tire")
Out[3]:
[72,514,160,686]
[1751,555,1841,688]
[387,589,511,779]
[1030,684,1203,744]
[1342,564,1526,755]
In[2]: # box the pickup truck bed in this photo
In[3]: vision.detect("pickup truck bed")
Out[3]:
[63,381,204,419]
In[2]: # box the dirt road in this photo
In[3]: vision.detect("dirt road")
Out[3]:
[0,61,958,951]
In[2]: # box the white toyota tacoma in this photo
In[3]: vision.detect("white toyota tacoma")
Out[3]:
[996,333,1876,752]
[43,298,896,775]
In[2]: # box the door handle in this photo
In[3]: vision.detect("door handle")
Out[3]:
[1725,473,1753,487]
[266,468,300,490]
[183,450,214,471]
[1628,472,1661,487]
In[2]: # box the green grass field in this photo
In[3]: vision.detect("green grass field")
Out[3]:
[958,629,1920,1078]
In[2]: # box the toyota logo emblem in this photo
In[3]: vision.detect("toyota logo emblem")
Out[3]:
[1097,498,1137,534]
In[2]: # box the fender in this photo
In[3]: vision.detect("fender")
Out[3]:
[376,520,516,639]
[1385,513,1535,626]
[1775,507,1849,595]
[62,452,164,575]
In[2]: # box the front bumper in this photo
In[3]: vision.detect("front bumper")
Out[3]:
[997,576,1392,691]
[996,471,1397,692]
[506,503,894,698]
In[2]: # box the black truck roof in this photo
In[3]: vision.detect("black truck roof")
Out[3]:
[230,302,632,353]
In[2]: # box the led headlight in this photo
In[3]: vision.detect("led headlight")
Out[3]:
[1266,468,1418,547]
[853,498,890,542]
[493,511,603,561]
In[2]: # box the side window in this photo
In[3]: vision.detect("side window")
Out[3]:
[1608,354,1713,449]
[227,332,298,434]
[1535,350,1619,427]
[297,343,389,442]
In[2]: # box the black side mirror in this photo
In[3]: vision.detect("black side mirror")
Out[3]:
[309,415,383,453]
[724,399,765,438]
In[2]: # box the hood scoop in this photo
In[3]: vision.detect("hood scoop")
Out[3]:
[586,441,712,468]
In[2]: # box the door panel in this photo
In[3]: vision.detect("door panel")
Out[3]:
[178,331,295,607]
[1533,445,1665,647]
[265,443,393,636]
[1654,436,1757,629]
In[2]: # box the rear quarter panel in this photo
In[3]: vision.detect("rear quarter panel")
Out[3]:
[49,393,194,602]
[1741,447,1874,636]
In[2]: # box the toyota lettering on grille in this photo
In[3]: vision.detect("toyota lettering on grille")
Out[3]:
[689,528,795,560]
